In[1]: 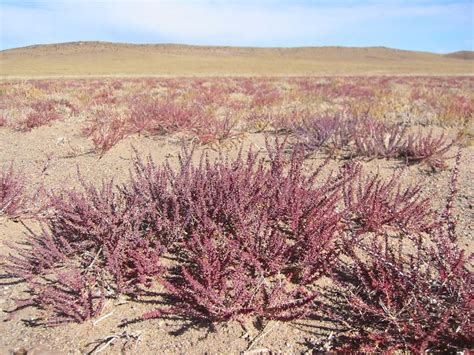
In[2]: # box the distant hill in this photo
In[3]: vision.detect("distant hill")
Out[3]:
[1,41,473,77]
[444,51,474,60]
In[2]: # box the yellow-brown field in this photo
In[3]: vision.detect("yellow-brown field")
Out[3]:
[1,42,473,77]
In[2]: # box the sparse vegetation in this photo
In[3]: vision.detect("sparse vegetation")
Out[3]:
[0,75,472,353]
[2,138,472,352]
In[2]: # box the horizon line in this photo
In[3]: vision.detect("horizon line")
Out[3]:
[2,40,472,55]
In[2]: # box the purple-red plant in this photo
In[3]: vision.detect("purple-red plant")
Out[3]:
[295,115,358,156]
[138,138,352,325]
[83,109,129,154]
[193,113,240,144]
[128,97,206,136]
[295,116,457,170]
[296,116,341,152]
[16,267,105,326]
[325,151,473,352]
[144,231,320,326]
[0,162,26,219]
[19,99,75,131]
[4,175,164,324]
[342,166,433,234]
[352,118,406,158]
[47,177,164,292]
[401,129,456,170]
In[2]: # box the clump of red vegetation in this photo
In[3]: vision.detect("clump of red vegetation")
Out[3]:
[19,99,77,131]
[352,118,407,159]
[83,108,130,154]
[0,162,27,219]
[342,166,433,234]
[402,129,456,170]
[323,150,473,352]
[137,139,350,326]
[13,265,105,326]
[296,116,457,169]
[128,97,203,135]
[4,175,164,325]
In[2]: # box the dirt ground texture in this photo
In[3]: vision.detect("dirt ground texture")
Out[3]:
[0,77,473,354]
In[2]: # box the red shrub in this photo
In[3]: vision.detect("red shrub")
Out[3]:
[21,100,63,130]
[0,162,26,219]
[342,166,433,234]
[325,151,473,352]
[5,228,72,281]
[296,116,339,150]
[83,108,129,154]
[352,118,406,158]
[296,116,404,158]
[47,177,164,292]
[128,97,205,135]
[4,176,164,323]
[402,130,456,170]
[16,98,77,131]
[16,267,105,326]
[145,232,319,325]
[138,138,351,325]
[193,113,240,144]
[295,116,456,169]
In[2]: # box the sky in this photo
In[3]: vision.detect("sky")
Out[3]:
[1,0,473,53]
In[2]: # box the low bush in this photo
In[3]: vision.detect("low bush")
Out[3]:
[352,118,406,159]
[5,176,165,325]
[325,151,473,352]
[0,162,26,219]
[14,266,105,326]
[296,116,457,169]
[83,108,129,154]
[402,129,456,170]
[342,166,433,234]
[133,138,351,325]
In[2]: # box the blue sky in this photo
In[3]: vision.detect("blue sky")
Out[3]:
[1,0,473,52]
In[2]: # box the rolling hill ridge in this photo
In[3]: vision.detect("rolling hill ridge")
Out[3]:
[1,42,472,77]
